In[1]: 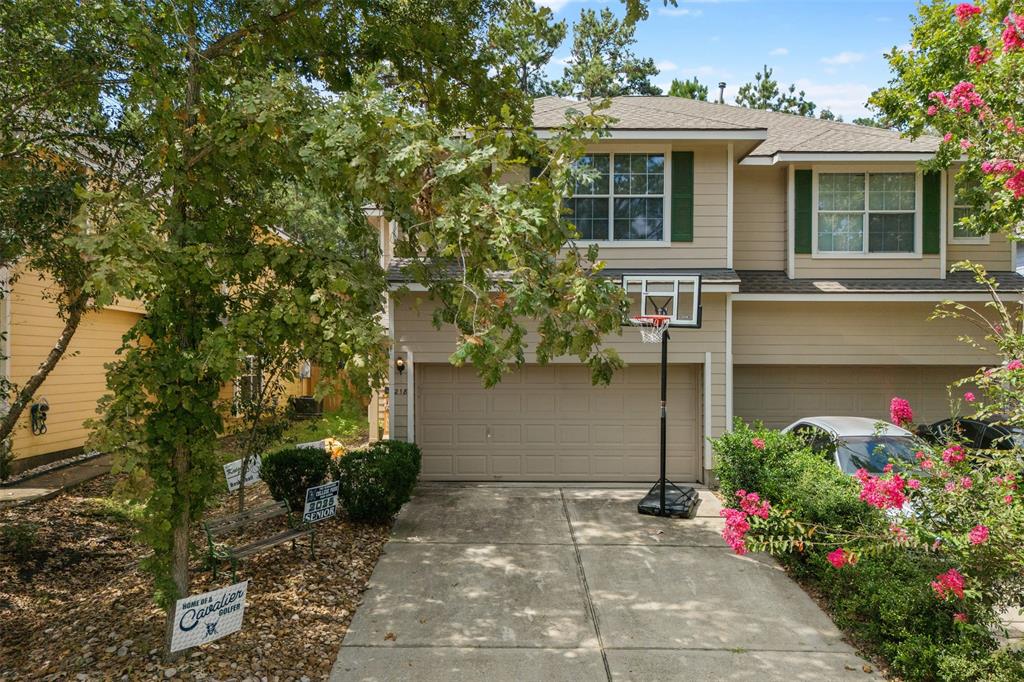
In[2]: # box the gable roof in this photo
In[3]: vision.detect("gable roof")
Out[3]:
[533,96,940,163]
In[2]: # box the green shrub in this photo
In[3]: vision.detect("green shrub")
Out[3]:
[1,522,39,561]
[335,440,421,522]
[260,446,330,511]
[712,419,803,499]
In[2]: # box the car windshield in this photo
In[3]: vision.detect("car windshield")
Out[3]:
[836,436,919,475]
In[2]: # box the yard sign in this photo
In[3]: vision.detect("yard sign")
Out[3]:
[303,481,340,523]
[170,580,249,652]
[223,457,261,492]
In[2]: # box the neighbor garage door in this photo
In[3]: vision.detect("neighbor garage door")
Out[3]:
[416,363,700,481]
[734,365,978,429]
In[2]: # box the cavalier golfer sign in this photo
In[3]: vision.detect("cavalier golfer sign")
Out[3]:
[170,581,249,652]
[223,457,261,492]
[303,481,340,524]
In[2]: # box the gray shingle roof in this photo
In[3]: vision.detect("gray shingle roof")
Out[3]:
[386,259,739,284]
[737,270,1024,294]
[533,96,940,158]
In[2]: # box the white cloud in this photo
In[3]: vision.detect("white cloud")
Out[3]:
[658,7,703,16]
[552,54,573,67]
[656,60,679,72]
[534,0,577,11]
[821,51,865,66]
[793,79,874,118]
[769,47,789,56]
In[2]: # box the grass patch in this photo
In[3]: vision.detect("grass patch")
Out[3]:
[81,496,146,524]
[278,406,367,446]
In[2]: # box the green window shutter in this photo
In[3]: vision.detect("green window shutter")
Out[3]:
[794,169,812,254]
[671,151,694,242]
[922,171,941,255]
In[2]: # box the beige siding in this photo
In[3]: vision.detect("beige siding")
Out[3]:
[390,292,729,465]
[7,272,142,461]
[947,230,1013,272]
[735,365,978,429]
[580,141,728,270]
[794,254,941,278]
[733,165,787,271]
[733,301,997,366]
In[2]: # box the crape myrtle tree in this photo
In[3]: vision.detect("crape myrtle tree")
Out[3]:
[8,0,654,659]
[718,0,1024,656]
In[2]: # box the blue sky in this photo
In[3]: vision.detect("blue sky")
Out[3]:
[537,0,922,119]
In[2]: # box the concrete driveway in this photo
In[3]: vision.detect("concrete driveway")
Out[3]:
[331,485,878,681]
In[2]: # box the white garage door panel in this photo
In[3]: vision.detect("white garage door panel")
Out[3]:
[417,363,700,481]
[734,365,978,429]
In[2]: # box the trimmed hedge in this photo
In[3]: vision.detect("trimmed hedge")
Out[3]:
[335,440,421,522]
[260,446,330,511]
[712,419,1024,681]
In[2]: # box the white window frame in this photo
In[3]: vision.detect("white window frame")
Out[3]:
[568,145,672,247]
[947,172,989,244]
[811,166,923,259]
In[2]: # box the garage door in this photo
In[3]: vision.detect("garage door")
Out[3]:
[734,365,978,429]
[416,363,700,481]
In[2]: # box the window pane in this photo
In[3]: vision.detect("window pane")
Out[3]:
[819,173,865,211]
[868,173,915,211]
[573,154,609,195]
[818,212,864,252]
[611,153,664,196]
[868,213,915,253]
[564,198,608,240]
[953,206,976,237]
[613,197,663,240]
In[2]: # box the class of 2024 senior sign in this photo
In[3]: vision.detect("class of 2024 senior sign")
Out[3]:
[170,581,249,652]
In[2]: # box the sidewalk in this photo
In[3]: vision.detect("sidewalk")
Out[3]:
[0,453,113,507]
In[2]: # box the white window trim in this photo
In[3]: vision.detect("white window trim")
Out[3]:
[811,166,923,259]
[570,145,672,248]
[947,171,990,245]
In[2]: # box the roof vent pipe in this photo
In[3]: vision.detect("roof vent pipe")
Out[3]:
[718,82,726,104]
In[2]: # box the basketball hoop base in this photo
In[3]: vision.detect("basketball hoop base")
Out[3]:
[637,479,701,519]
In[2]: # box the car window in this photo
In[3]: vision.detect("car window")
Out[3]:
[835,436,919,474]
[793,425,835,457]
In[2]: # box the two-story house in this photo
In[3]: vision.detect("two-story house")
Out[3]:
[384,95,1024,484]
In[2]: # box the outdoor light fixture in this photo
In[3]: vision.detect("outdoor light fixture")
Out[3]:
[395,357,406,375]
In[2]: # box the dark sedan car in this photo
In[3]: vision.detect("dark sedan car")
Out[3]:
[916,417,1024,451]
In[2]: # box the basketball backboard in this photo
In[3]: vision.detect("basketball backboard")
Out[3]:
[622,274,702,328]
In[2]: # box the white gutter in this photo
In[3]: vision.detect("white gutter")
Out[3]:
[725,294,733,433]
[703,351,713,474]
[732,292,1005,302]
[402,345,414,444]
[786,165,795,279]
[741,151,939,166]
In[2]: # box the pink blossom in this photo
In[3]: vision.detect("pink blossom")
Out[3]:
[890,523,910,544]
[856,469,907,510]
[720,507,751,554]
[968,524,989,545]
[933,81,987,114]
[921,459,935,470]
[964,391,976,402]
[955,3,983,23]
[954,612,969,623]
[968,45,993,65]
[915,451,927,460]
[737,490,771,519]
[1003,14,1024,51]
[945,481,958,493]
[931,568,966,600]
[960,138,973,150]
[884,463,894,473]
[1006,171,1024,199]
[961,476,973,489]
[1007,359,1024,370]
[751,437,766,450]
[827,547,852,568]
[908,478,922,490]
[943,132,954,143]
[927,105,939,116]
[1006,494,1014,505]
[943,445,966,464]
[890,397,914,426]
[981,159,1018,175]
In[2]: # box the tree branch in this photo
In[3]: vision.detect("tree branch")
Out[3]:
[201,0,326,61]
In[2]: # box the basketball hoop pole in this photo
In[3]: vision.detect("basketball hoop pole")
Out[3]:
[659,326,668,512]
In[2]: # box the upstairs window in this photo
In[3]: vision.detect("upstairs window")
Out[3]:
[949,175,988,243]
[816,172,918,255]
[564,152,666,242]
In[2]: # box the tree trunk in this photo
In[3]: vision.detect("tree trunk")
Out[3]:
[163,443,192,659]
[0,288,88,470]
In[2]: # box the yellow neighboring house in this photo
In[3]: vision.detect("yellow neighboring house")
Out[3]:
[1,268,144,474]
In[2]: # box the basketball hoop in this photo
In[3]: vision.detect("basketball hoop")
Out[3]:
[628,314,671,344]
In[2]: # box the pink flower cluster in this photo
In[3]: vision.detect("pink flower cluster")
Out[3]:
[931,568,966,600]
[968,524,990,545]
[720,490,772,555]
[929,81,987,115]
[855,469,907,510]
[751,437,766,450]
[964,391,976,402]
[889,397,913,426]
[954,612,970,624]
[955,3,983,23]
[980,161,1024,199]
[890,523,910,544]
[1003,14,1024,51]
[827,547,854,568]
[968,44,993,66]
[1008,359,1024,371]
[942,444,966,465]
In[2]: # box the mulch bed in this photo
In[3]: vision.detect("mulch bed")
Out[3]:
[0,461,391,681]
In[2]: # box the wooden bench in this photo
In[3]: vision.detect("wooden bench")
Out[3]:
[203,500,314,580]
